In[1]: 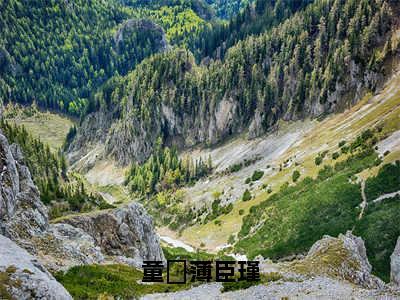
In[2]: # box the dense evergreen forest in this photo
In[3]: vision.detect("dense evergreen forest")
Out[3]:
[126,138,212,196]
[2,0,396,124]
[0,0,213,116]
[205,0,251,19]
[82,0,397,166]
[192,0,315,59]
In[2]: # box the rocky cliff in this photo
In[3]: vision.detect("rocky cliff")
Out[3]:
[0,133,48,247]
[61,203,165,267]
[0,130,165,273]
[0,235,72,300]
[142,231,400,299]
[289,231,384,289]
[392,237,400,288]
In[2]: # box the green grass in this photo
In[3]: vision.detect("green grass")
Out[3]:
[95,184,131,204]
[235,148,379,260]
[56,246,237,299]
[55,264,192,299]
[353,161,400,281]
[354,196,400,282]
[162,245,233,262]
[4,104,74,152]
[364,161,400,201]
[251,170,264,181]
[235,142,400,282]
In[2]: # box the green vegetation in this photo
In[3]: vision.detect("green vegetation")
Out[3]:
[206,0,251,19]
[354,195,400,282]
[251,170,264,181]
[126,138,212,196]
[162,245,233,261]
[55,264,191,299]
[292,170,301,182]
[194,0,315,59]
[353,161,400,281]
[132,3,210,48]
[236,129,400,281]
[223,157,260,174]
[88,0,395,167]
[315,150,329,166]
[0,0,170,115]
[315,155,323,166]
[0,120,111,215]
[204,199,233,222]
[364,160,400,201]
[0,0,215,116]
[3,103,75,151]
[242,189,252,201]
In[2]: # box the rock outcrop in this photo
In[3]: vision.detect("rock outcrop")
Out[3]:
[0,133,48,246]
[114,19,168,55]
[391,237,400,287]
[0,234,72,300]
[32,223,105,272]
[0,130,165,272]
[290,231,384,289]
[61,202,166,267]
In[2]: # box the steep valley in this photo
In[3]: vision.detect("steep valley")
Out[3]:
[1,0,400,298]
[70,62,400,257]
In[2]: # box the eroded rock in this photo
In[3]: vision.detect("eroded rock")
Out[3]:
[391,237,400,287]
[61,202,166,267]
[290,231,384,289]
[0,234,72,300]
[0,130,165,273]
[32,223,105,272]
[0,133,48,245]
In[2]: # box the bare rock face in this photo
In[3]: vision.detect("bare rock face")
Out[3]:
[32,223,105,272]
[0,133,48,245]
[0,234,72,300]
[290,231,384,289]
[0,130,164,272]
[61,202,166,267]
[114,19,168,54]
[391,237,400,287]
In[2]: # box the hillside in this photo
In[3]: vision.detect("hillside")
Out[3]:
[1,0,400,298]
[68,0,398,166]
[0,0,214,115]
[63,0,400,284]
[157,63,400,281]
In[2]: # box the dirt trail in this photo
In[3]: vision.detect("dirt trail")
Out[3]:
[358,180,367,220]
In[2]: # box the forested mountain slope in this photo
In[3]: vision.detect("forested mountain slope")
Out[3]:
[205,0,251,19]
[68,0,399,167]
[193,0,314,59]
[0,0,213,116]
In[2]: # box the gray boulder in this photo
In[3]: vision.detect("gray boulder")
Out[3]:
[290,231,384,289]
[61,202,166,267]
[32,223,105,272]
[391,237,400,287]
[0,234,72,300]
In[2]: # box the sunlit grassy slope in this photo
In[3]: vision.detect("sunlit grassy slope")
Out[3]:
[175,68,400,251]
[3,104,74,151]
